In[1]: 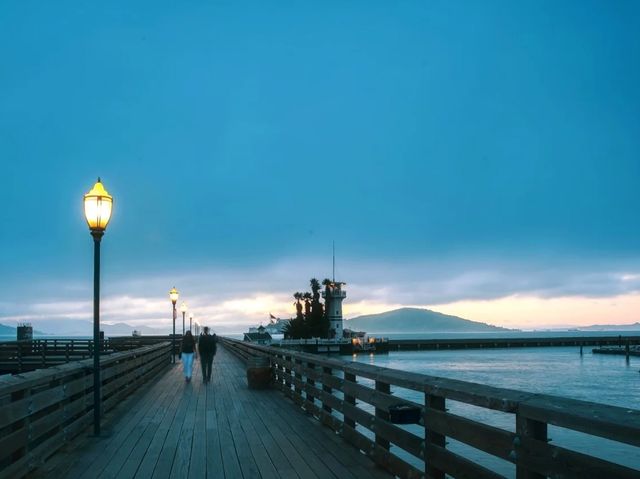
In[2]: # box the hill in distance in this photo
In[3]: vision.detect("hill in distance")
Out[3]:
[345,307,512,333]
[0,323,47,336]
[0,320,166,337]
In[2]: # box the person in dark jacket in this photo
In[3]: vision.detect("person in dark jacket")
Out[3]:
[198,327,217,383]
[180,330,197,382]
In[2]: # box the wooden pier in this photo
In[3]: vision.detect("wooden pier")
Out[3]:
[5,345,389,479]
[1,338,639,479]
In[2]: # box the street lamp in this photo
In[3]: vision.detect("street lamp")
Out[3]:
[180,302,188,335]
[189,312,194,332]
[169,287,179,363]
[83,178,113,436]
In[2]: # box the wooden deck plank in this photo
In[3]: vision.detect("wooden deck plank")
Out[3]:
[223,355,336,479]
[169,369,202,478]
[220,360,281,479]
[213,368,246,479]
[29,363,178,479]
[218,373,263,478]
[204,373,225,479]
[153,367,199,479]
[224,352,390,479]
[133,367,187,478]
[116,369,185,478]
[223,363,308,479]
[26,346,392,479]
[99,370,180,479]
[188,364,207,479]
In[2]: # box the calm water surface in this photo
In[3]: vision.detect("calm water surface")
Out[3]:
[348,346,640,477]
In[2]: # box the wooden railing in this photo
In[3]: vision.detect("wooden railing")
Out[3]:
[221,337,640,479]
[0,337,182,374]
[0,339,112,374]
[0,341,171,479]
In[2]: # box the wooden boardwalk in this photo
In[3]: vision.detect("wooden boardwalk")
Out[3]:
[28,346,391,479]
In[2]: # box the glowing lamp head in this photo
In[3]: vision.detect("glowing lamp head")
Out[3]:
[180,302,188,313]
[189,312,194,320]
[169,287,179,305]
[84,178,113,233]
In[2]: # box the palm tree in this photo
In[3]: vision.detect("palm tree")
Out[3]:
[303,292,312,318]
[285,292,308,339]
[292,292,305,321]
[310,278,321,301]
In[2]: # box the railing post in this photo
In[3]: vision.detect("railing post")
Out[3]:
[344,371,356,429]
[18,343,23,372]
[516,415,547,479]
[322,366,332,414]
[425,393,446,479]
[375,380,391,450]
[306,360,316,414]
[294,358,303,404]
[284,354,292,392]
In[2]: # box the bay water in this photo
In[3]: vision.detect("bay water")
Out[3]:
[347,338,640,477]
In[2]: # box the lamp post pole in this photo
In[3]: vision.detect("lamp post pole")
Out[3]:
[83,178,113,437]
[189,312,193,332]
[180,302,187,336]
[169,287,179,363]
[172,302,176,363]
[92,230,102,436]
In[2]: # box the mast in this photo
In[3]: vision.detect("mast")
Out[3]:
[332,240,335,282]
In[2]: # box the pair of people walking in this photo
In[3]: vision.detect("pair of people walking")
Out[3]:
[180,327,217,383]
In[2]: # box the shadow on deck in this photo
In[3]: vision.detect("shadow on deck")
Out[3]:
[28,346,391,479]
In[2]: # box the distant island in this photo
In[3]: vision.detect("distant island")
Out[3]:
[0,320,166,337]
[345,307,512,333]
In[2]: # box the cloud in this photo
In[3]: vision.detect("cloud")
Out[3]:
[1,256,640,331]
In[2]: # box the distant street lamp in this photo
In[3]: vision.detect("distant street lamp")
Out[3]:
[180,302,188,335]
[83,178,113,436]
[169,287,179,363]
[189,312,194,332]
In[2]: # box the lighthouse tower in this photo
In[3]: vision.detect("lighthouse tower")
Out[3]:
[322,242,347,339]
[322,282,346,339]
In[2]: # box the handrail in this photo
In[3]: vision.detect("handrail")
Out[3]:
[221,337,640,479]
[0,341,172,479]
[0,337,181,374]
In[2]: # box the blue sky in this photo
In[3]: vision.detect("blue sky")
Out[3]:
[1,1,639,332]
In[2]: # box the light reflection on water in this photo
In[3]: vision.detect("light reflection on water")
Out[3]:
[347,347,640,477]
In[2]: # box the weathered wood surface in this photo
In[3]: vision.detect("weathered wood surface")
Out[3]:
[26,346,392,479]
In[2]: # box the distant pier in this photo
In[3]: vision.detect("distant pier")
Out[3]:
[387,335,640,351]
[593,344,640,357]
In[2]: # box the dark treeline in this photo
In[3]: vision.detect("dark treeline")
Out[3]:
[283,278,331,339]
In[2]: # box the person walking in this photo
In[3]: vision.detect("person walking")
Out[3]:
[180,330,197,382]
[198,327,217,383]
